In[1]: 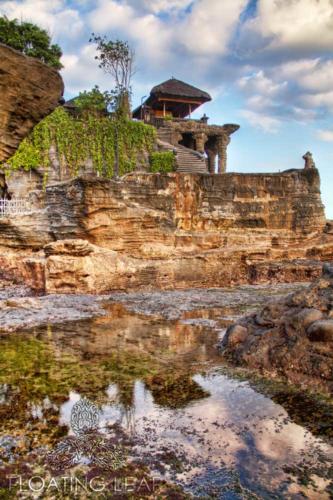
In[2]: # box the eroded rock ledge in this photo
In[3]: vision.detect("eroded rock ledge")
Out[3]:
[0,43,64,162]
[0,171,332,293]
[221,264,333,395]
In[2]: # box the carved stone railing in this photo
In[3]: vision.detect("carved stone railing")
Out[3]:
[0,198,32,217]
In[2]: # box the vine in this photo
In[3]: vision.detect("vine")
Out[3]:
[2,107,157,180]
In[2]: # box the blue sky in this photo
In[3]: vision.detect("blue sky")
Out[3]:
[1,0,332,217]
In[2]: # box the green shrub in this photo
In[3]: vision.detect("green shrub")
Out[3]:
[149,151,175,173]
[0,16,63,69]
[73,86,111,113]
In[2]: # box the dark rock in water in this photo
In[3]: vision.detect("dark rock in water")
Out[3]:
[221,324,248,347]
[221,274,333,395]
[307,320,333,342]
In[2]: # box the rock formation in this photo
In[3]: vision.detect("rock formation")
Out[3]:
[220,264,333,395]
[0,43,64,162]
[0,169,332,293]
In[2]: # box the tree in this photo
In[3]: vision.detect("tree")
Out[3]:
[74,85,113,114]
[89,34,135,117]
[0,16,63,69]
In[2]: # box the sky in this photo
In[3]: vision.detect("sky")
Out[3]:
[1,0,332,217]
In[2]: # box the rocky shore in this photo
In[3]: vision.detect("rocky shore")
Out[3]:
[221,264,333,395]
[0,280,106,333]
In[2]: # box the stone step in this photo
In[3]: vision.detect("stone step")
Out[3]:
[156,135,208,173]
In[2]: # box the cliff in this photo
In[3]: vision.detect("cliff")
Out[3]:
[0,43,64,162]
[0,169,332,293]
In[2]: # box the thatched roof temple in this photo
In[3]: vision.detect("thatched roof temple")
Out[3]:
[132,78,212,120]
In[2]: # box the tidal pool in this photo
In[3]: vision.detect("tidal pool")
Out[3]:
[0,284,332,499]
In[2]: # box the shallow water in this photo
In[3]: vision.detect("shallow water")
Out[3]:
[0,284,332,498]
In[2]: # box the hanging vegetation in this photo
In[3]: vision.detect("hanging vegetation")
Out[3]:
[2,107,157,180]
[149,151,175,173]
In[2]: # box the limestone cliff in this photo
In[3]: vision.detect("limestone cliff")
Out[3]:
[0,170,331,293]
[0,43,64,162]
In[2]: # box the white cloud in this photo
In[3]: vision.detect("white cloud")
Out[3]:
[238,70,287,96]
[0,0,84,40]
[61,44,110,95]
[179,0,247,56]
[317,129,333,142]
[88,1,171,67]
[87,0,248,81]
[302,90,333,112]
[89,0,134,32]
[127,0,193,14]
[299,60,333,93]
[241,109,281,133]
[244,0,333,53]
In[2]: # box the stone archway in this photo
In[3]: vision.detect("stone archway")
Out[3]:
[178,132,196,150]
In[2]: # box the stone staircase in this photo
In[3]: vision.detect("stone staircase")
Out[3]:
[174,145,207,173]
[157,127,208,174]
[157,126,173,144]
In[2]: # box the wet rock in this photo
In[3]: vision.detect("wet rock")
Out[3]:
[254,314,274,327]
[0,294,106,333]
[286,287,318,308]
[5,297,42,309]
[221,275,333,394]
[307,320,333,342]
[292,308,323,329]
[222,325,248,347]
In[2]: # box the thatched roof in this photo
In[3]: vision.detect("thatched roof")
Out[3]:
[150,78,211,101]
[132,78,211,119]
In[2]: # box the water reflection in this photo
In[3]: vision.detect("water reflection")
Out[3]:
[57,373,333,498]
[0,300,332,498]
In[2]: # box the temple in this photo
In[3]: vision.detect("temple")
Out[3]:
[133,77,239,174]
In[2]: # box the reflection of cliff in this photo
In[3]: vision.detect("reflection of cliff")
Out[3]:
[145,373,209,409]
[34,304,219,364]
[1,170,332,293]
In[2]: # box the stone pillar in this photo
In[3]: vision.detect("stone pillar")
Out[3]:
[217,134,230,174]
[194,132,208,154]
[207,150,217,174]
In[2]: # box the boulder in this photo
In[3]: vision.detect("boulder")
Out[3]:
[222,324,249,347]
[292,308,323,329]
[221,274,333,394]
[307,320,333,342]
[0,43,64,162]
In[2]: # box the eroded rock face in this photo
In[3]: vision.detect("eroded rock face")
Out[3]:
[0,43,64,162]
[0,171,332,292]
[221,265,333,395]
